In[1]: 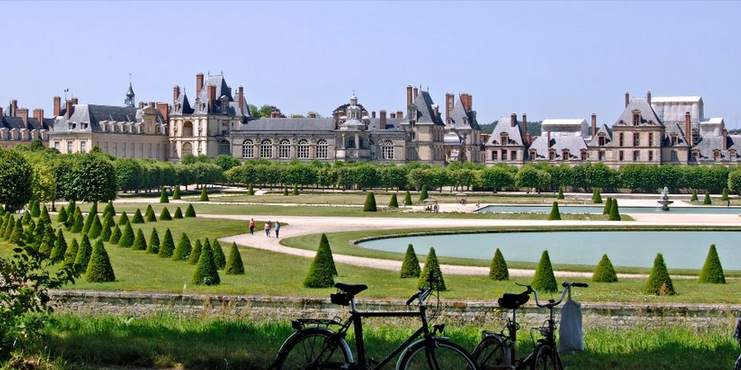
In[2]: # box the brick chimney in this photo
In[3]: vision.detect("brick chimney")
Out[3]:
[413,87,418,99]
[624,92,630,108]
[684,112,692,145]
[156,102,169,123]
[380,110,387,127]
[65,99,74,118]
[173,86,180,102]
[237,86,244,109]
[547,131,551,147]
[510,112,517,127]
[723,128,728,150]
[371,111,376,119]
[390,112,396,119]
[17,108,29,125]
[270,111,281,118]
[445,93,454,122]
[406,85,413,106]
[53,96,61,117]
[196,73,204,93]
[646,90,652,105]
[208,85,216,112]
[522,113,528,144]
[591,113,597,136]
[0,107,3,117]
[308,112,317,119]
[33,108,44,123]
[396,111,403,120]
[10,99,18,116]
[461,93,472,112]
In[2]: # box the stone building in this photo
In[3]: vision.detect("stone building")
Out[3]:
[399,86,447,164]
[484,113,528,166]
[0,99,53,148]
[443,93,482,163]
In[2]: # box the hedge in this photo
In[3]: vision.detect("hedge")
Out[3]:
[132,209,145,224]
[172,232,192,261]
[363,192,377,212]
[132,229,147,251]
[200,188,209,201]
[188,240,202,265]
[404,191,412,206]
[74,235,93,274]
[144,205,156,222]
[388,193,399,209]
[146,229,160,254]
[548,202,561,221]
[158,229,175,258]
[119,223,135,247]
[185,204,196,217]
[159,207,172,221]
[303,238,336,288]
[608,198,621,221]
[159,188,169,203]
[173,207,183,219]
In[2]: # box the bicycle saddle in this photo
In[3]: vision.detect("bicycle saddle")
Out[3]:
[498,292,529,310]
[334,283,368,296]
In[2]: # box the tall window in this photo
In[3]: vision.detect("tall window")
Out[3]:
[648,150,654,161]
[598,150,605,161]
[182,121,193,137]
[316,139,328,159]
[491,150,498,161]
[632,113,640,126]
[581,150,588,161]
[67,141,73,153]
[713,150,721,161]
[242,139,254,158]
[671,150,678,161]
[500,133,508,145]
[297,139,309,159]
[619,133,624,146]
[528,149,536,159]
[648,132,654,147]
[382,140,394,160]
[632,133,640,147]
[510,151,517,160]
[278,139,291,159]
[260,139,273,158]
[633,150,640,161]
[598,135,605,146]
[80,141,87,153]
[618,150,624,161]
[548,150,555,160]
[502,150,508,160]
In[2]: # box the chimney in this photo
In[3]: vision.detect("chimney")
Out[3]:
[10,99,18,116]
[461,93,472,112]
[510,112,517,127]
[406,85,413,106]
[33,108,44,123]
[65,99,74,118]
[237,86,244,109]
[390,112,396,119]
[624,92,630,108]
[53,96,61,117]
[308,112,317,119]
[547,131,551,147]
[396,111,403,120]
[723,128,728,150]
[591,113,597,136]
[445,93,454,122]
[156,102,169,123]
[646,90,652,105]
[196,73,204,92]
[17,108,29,125]
[271,111,281,118]
[71,97,78,105]
[413,87,418,98]
[684,112,692,145]
[208,85,216,112]
[0,107,3,117]
[522,113,528,144]
[371,111,376,119]
[380,110,387,127]
[173,86,180,102]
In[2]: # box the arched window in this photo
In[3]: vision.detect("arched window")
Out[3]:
[316,139,328,159]
[181,142,192,157]
[381,140,394,160]
[260,139,273,158]
[297,139,309,159]
[278,139,291,159]
[242,139,254,158]
[182,121,193,137]
[218,139,231,155]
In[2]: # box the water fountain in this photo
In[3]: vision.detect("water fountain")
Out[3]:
[657,187,673,211]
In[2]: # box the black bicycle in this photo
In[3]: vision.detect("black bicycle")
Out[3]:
[472,281,588,370]
[272,282,478,370]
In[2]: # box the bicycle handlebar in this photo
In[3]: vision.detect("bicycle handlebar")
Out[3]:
[513,281,587,308]
[406,287,432,306]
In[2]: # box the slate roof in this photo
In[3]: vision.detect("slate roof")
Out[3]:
[172,90,194,115]
[52,104,163,133]
[410,91,443,125]
[692,135,741,160]
[486,116,525,146]
[587,124,613,146]
[448,96,480,130]
[615,99,663,126]
[529,135,587,160]
[236,118,336,132]
[0,115,53,130]
[662,122,690,147]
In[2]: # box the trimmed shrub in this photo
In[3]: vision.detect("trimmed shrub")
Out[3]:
[119,223,135,247]
[200,188,209,201]
[188,240,203,265]
[608,198,621,221]
[85,240,115,282]
[103,201,116,218]
[247,184,254,196]
[173,185,182,200]
[419,185,429,202]
[721,188,730,201]
[225,242,245,275]
[283,187,289,196]
[87,215,103,239]
[211,240,226,269]
[158,229,176,258]
[49,229,68,263]
[404,191,412,206]
[548,201,561,221]
[698,244,725,284]
[172,233,192,261]
[603,197,612,215]
[3,216,14,239]
[388,194,399,209]
[644,253,675,295]
[22,211,31,225]
[185,204,196,217]
[592,254,618,283]
[173,207,183,219]
[74,235,93,273]
[192,243,220,285]
[592,188,602,204]
[56,206,68,224]
[703,192,712,205]
[39,205,50,224]
[363,192,377,212]
[418,248,446,291]
[89,202,98,216]
[9,218,24,244]
[690,190,698,201]
[292,184,299,196]
[132,209,145,224]
[109,225,122,244]
[65,201,76,227]
[489,248,509,281]
[400,244,421,278]
[82,210,95,234]
[532,250,558,292]
[100,219,112,241]
[132,229,147,251]
[118,211,129,225]
[30,199,40,217]
[145,205,156,222]
[557,188,565,200]
[159,207,172,221]
[317,234,337,275]
[303,241,336,288]
[71,210,84,233]
[159,188,169,203]
[146,229,160,254]
[63,239,79,267]
[38,228,55,257]
[103,211,113,228]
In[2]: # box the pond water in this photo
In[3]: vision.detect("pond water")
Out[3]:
[476,205,741,215]
[358,231,741,269]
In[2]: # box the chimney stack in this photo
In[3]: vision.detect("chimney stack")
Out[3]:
[547,131,551,147]
[139,101,146,109]
[10,99,18,116]
[445,93,454,122]
[510,112,517,127]
[624,92,630,108]
[208,85,217,112]
[390,112,396,119]
[396,111,403,120]
[371,111,376,119]
[53,96,61,116]
[156,102,169,123]
[684,112,692,146]
[723,128,728,150]
[646,90,652,105]
[461,93,472,112]
[196,73,204,93]
[237,86,244,109]
[522,113,528,144]
[380,110,387,127]
[413,87,418,99]
[65,99,75,119]
[173,86,180,102]
[308,112,317,119]
[591,113,597,136]
[17,108,29,125]
[33,108,44,124]
[271,111,281,118]
[0,107,3,117]
[406,85,413,106]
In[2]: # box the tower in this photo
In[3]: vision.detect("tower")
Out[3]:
[124,81,135,108]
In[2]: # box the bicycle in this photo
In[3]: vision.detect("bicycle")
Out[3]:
[272,282,478,370]
[472,281,588,370]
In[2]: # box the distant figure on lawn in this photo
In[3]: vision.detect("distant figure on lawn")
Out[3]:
[275,221,281,238]
[264,221,272,237]
[249,218,256,235]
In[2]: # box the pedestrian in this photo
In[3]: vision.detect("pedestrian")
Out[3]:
[264,221,271,237]
[249,218,255,235]
[275,221,281,238]
[734,316,741,370]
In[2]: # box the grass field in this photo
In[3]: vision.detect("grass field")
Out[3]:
[21,313,740,370]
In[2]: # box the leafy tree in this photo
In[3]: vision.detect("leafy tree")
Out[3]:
[303,240,336,288]
[698,244,725,284]
[400,244,421,278]
[608,198,621,221]
[85,240,115,282]
[144,205,156,222]
[159,207,172,221]
[63,154,117,202]
[515,165,551,192]
[247,184,255,196]
[109,225,122,244]
[532,250,558,292]
[56,206,68,224]
[159,187,169,203]
[0,150,33,211]
[363,192,377,212]
[645,253,675,295]
[592,254,618,282]
[172,185,182,200]
[146,229,160,254]
[418,248,446,291]
[292,184,299,196]
[114,158,143,192]
[172,232,192,261]
[548,201,561,221]
[200,188,209,201]
[225,242,245,275]
[87,215,103,239]
[119,223,135,247]
[703,192,712,205]
[404,191,413,206]
[592,188,602,204]
[283,187,288,196]
[192,243,220,285]
[118,211,129,225]
[603,196,612,215]
[489,248,509,281]
[214,155,240,171]
[728,170,741,195]
[73,235,93,274]
[419,185,429,201]
[478,166,515,192]
[132,209,145,224]
[132,229,147,251]
[211,239,226,269]
[173,207,183,219]
[185,204,196,217]
[388,193,399,208]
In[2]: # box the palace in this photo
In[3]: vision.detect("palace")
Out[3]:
[2,72,738,168]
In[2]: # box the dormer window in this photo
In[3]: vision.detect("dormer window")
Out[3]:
[581,150,588,161]
[500,132,508,146]
[562,149,570,160]
[632,112,640,126]
[548,149,556,160]
[730,150,737,160]
[671,134,678,146]
[529,149,537,159]
[598,135,606,146]
[713,150,721,161]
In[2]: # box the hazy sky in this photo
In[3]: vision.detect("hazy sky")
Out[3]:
[2,1,740,127]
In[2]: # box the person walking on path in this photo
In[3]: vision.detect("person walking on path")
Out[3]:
[249,218,256,235]
[275,221,281,238]
[264,221,272,237]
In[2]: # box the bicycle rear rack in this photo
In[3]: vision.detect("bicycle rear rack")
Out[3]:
[292,318,342,330]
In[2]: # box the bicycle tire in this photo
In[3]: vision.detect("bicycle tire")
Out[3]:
[273,327,352,370]
[396,337,477,370]
[530,344,562,370]
[472,334,510,370]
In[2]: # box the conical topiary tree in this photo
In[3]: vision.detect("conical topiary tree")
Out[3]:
[172,232,191,261]
[87,215,103,239]
[211,239,226,269]
[185,204,196,217]
[22,210,31,225]
[38,229,54,257]
[3,216,15,239]
[144,205,156,222]
[608,198,621,221]
[532,250,558,293]
[74,235,93,274]
[109,225,122,244]
[363,192,377,212]
[188,239,203,265]
[418,248,446,291]
[388,193,399,209]
[65,201,76,226]
[698,244,725,284]
[85,240,115,282]
[404,191,413,206]
[119,223,135,247]
[292,184,299,196]
[39,205,51,224]
[317,234,337,275]
[159,207,172,221]
[303,241,336,288]
[200,188,209,201]
[173,185,182,200]
[400,244,421,278]
[9,218,24,244]
[247,184,254,196]
[192,243,220,285]
[703,192,712,205]
[690,190,698,202]
[419,185,429,202]
[173,207,183,219]
[603,196,612,215]
[160,187,169,203]
[158,229,175,258]
[56,206,68,224]
[146,229,160,254]
[557,187,565,200]
[132,229,147,251]
[71,210,84,233]
[225,242,245,275]
[645,253,675,295]
[100,219,113,241]
[30,199,40,217]
[592,254,618,283]
[283,187,289,196]
[82,210,95,234]
[89,201,98,216]
[592,188,602,204]
[103,201,115,218]
[63,239,79,268]
[132,209,145,224]
[118,211,129,225]
[489,248,509,281]
[548,201,561,221]
[49,229,68,263]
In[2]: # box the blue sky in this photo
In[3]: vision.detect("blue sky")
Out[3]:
[2,1,740,127]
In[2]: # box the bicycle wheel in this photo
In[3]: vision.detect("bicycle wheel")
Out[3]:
[273,328,352,370]
[472,334,510,370]
[530,344,562,370]
[397,337,477,370]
